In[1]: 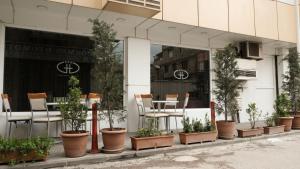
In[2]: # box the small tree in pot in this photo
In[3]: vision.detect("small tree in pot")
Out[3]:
[60,76,88,158]
[274,93,293,132]
[282,48,300,129]
[213,44,242,139]
[89,18,127,153]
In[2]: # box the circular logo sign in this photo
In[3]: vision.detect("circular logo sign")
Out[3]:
[57,61,80,75]
[174,69,189,80]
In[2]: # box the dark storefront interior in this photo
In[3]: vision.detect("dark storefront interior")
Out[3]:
[4,27,123,111]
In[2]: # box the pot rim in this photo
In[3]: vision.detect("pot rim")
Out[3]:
[101,128,127,134]
[131,134,174,140]
[61,131,89,137]
[179,131,217,135]
[216,120,235,123]
[278,116,294,119]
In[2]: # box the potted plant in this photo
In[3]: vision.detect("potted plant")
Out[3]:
[213,44,242,139]
[179,114,217,145]
[263,113,285,135]
[131,119,174,151]
[282,48,300,129]
[60,76,89,158]
[0,137,53,165]
[274,93,294,132]
[237,103,263,138]
[89,18,127,153]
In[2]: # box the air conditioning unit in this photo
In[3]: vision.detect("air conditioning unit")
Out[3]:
[239,41,262,60]
[236,58,256,80]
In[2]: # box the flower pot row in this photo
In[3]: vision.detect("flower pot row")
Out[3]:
[0,151,48,164]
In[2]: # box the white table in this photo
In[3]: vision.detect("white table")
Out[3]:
[152,100,179,132]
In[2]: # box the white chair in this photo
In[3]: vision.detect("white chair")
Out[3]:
[141,94,169,130]
[86,93,101,134]
[165,93,189,132]
[1,94,32,138]
[28,93,63,137]
[134,94,145,129]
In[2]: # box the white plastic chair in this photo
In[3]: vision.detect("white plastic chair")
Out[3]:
[1,94,31,138]
[28,93,63,137]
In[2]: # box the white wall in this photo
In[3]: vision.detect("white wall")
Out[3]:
[125,38,151,132]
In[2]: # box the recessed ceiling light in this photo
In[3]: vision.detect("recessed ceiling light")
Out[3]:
[116,17,126,23]
[168,26,176,30]
[36,5,48,10]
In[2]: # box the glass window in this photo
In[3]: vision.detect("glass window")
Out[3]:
[151,44,210,108]
[4,27,124,111]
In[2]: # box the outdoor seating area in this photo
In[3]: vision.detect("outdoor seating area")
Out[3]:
[134,93,189,132]
[0,92,101,138]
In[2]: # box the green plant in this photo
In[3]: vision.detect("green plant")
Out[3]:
[213,44,242,121]
[274,93,291,117]
[192,119,203,132]
[265,113,276,127]
[182,115,215,133]
[0,137,53,164]
[204,113,215,132]
[136,119,161,137]
[182,117,193,133]
[282,48,300,115]
[60,76,87,132]
[246,103,262,129]
[89,18,127,131]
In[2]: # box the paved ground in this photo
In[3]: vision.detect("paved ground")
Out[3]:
[54,134,300,169]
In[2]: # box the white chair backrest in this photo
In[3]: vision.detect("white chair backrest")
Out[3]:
[1,94,11,112]
[88,93,101,109]
[141,94,154,109]
[28,93,47,111]
[183,93,189,113]
[134,94,144,114]
[165,94,178,107]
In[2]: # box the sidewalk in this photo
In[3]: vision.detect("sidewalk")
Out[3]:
[1,122,299,169]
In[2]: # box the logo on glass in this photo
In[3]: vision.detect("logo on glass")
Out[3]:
[174,69,189,80]
[57,61,80,75]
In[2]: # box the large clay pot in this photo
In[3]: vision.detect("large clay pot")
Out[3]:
[101,128,126,153]
[216,121,236,139]
[278,117,294,132]
[61,131,89,158]
[292,115,300,129]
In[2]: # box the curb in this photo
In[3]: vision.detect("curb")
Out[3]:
[1,130,300,169]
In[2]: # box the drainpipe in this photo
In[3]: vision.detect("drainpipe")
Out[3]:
[296,0,300,52]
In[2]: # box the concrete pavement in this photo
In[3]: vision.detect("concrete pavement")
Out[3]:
[54,134,300,169]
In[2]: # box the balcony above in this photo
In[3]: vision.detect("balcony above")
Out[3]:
[102,0,161,18]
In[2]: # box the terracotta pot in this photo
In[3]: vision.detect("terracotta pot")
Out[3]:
[278,117,294,132]
[179,131,217,145]
[0,151,48,164]
[237,128,263,138]
[101,128,127,153]
[292,115,300,129]
[216,120,236,139]
[61,131,89,158]
[131,135,174,151]
[264,125,285,135]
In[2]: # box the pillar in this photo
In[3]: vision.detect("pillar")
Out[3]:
[125,37,151,133]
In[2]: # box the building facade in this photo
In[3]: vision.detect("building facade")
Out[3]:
[0,0,298,136]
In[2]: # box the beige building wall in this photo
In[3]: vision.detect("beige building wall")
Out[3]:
[198,0,228,31]
[254,0,278,40]
[48,0,297,43]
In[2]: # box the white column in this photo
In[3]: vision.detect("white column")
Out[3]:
[0,23,5,137]
[296,0,300,52]
[0,23,5,111]
[125,38,151,133]
[277,48,289,94]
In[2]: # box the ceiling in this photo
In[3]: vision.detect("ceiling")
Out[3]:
[0,0,295,52]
